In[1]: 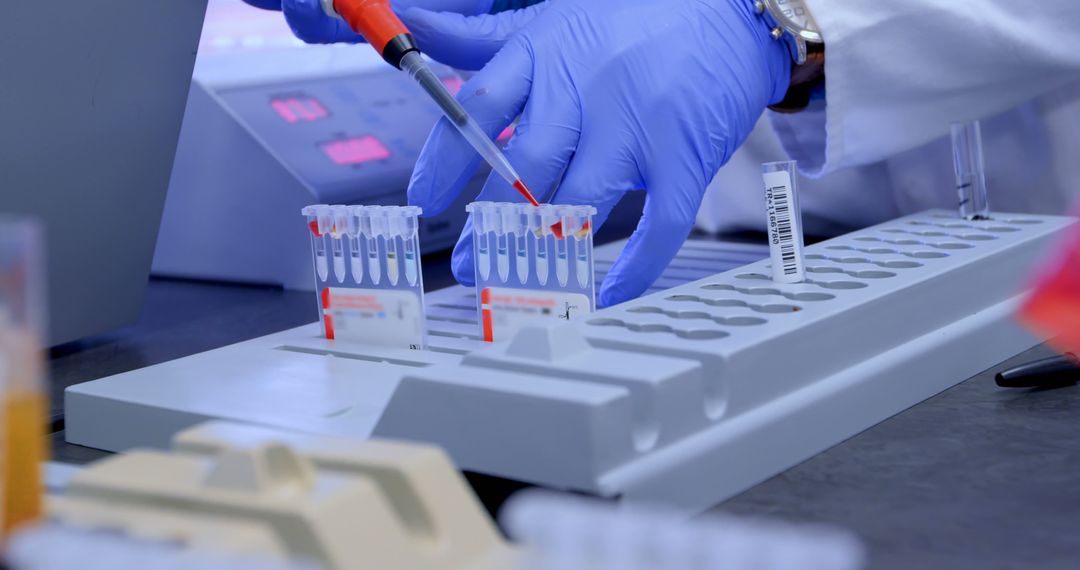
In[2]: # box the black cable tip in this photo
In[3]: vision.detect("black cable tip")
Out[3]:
[995,354,1080,388]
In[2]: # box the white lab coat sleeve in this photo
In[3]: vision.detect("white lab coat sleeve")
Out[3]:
[771,0,1080,177]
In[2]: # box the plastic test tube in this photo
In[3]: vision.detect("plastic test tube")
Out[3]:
[761,160,806,284]
[302,204,427,349]
[0,216,47,537]
[951,120,991,220]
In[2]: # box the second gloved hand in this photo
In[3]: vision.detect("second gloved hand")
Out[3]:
[275,0,492,45]
[407,0,792,306]
[263,0,540,69]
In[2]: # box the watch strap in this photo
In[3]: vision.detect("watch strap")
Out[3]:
[769,42,825,114]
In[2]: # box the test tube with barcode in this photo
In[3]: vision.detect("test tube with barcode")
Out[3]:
[762,161,806,284]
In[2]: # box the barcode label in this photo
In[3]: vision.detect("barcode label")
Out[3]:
[763,169,806,283]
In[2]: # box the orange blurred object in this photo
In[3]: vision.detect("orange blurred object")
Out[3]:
[1,387,47,536]
[0,218,48,538]
[1021,216,1080,353]
[332,0,410,60]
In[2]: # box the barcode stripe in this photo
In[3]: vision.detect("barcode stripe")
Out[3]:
[771,186,799,275]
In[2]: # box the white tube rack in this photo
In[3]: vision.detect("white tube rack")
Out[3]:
[65,211,1073,512]
[65,238,765,452]
[365,210,1075,509]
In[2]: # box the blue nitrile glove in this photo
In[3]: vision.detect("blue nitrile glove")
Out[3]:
[239,1,494,45]
[241,0,542,69]
[242,0,283,10]
[397,1,544,69]
[406,0,791,307]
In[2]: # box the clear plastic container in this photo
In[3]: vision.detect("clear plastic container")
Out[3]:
[761,160,806,284]
[302,205,426,350]
[0,216,47,536]
[465,202,597,343]
[951,120,991,221]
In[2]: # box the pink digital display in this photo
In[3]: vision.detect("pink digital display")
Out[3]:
[320,136,392,166]
[271,95,330,123]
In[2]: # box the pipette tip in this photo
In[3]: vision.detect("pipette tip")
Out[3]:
[513,180,541,207]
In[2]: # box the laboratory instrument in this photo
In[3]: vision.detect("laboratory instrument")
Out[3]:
[0,217,47,536]
[304,204,427,349]
[951,120,992,220]
[323,0,542,206]
[65,210,1076,513]
[762,160,806,283]
[465,202,597,342]
[1,0,205,345]
[154,0,479,290]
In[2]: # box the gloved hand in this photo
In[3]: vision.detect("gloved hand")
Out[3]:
[242,0,284,10]
[407,0,791,306]
[240,0,542,70]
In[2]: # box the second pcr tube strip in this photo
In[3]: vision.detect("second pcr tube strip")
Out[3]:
[466,202,598,343]
[466,203,596,290]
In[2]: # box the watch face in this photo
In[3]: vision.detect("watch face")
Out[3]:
[768,0,822,42]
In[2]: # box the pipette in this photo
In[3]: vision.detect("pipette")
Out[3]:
[322,0,541,207]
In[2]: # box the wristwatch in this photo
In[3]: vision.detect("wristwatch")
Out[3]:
[755,0,826,113]
[755,0,821,64]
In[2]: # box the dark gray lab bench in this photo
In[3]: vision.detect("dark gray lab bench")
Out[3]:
[49,252,1080,570]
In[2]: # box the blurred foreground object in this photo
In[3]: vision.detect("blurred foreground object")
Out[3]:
[502,491,865,570]
[7,525,317,570]
[24,421,515,570]
[12,420,866,569]
[0,217,48,537]
[1021,210,1080,353]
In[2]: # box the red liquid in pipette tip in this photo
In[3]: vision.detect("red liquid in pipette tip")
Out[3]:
[513,180,541,207]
